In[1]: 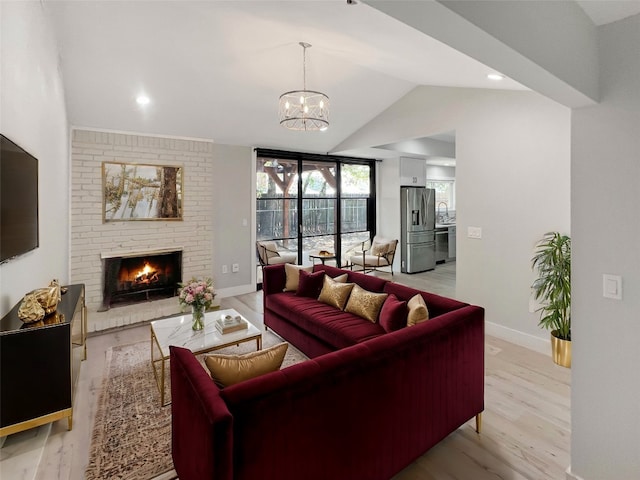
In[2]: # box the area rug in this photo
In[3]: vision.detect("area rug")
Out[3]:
[85,330,306,480]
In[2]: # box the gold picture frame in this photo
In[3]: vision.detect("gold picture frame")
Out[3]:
[102,161,183,222]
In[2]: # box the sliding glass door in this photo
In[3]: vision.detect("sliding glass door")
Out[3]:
[256,150,375,280]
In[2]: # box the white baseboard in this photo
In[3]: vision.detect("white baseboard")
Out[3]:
[566,466,585,480]
[216,284,256,298]
[485,321,550,355]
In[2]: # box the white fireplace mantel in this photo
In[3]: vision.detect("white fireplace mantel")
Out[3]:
[101,247,184,260]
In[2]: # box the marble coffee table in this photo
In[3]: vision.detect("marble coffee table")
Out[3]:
[150,308,262,405]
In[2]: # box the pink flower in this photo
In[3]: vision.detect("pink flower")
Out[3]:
[178,277,215,308]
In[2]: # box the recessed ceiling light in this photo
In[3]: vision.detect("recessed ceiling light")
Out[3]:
[136,95,150,106]
[487,73,505,81]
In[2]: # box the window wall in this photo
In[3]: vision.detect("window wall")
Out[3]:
[256,149,375,276]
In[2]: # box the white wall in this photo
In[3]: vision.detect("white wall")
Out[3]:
[0,1,69,317]
[338,86,571,350]
[377,157,401,269]
[211,143,254,295]
[570,14,640,480]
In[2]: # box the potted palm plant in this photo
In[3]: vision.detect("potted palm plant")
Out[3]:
[531,232,571,367]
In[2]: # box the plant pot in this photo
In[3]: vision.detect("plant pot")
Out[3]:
[550,330,571,368]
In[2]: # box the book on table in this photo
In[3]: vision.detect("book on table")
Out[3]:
[215,314,248,334]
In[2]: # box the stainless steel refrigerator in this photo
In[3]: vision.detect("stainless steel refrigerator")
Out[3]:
[400,187,436,273]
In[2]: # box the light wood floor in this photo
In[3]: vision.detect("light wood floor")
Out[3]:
[29,262,570,479]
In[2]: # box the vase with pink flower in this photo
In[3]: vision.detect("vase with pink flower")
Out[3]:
[178,277,216,331]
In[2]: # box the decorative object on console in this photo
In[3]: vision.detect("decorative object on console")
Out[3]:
[18,278,62,322]
[102,161,183,222]
[178,277,215,331]
[17,292,45,323]
[531,231,571,368]
[31,279,62,315]
[278,42,330,132]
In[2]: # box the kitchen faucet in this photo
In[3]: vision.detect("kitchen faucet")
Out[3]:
[437,202,449,221]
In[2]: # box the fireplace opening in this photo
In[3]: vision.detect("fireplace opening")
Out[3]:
[101,250,182,310]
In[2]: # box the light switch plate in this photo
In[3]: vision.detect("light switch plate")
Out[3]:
[602,274,622,300]
[468,226,482,239]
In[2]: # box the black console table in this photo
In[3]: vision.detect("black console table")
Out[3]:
[0,284,87,436]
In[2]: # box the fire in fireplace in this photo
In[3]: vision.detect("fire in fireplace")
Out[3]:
[101,250,182,310]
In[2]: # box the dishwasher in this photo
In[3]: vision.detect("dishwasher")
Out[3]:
[435,228,448,263]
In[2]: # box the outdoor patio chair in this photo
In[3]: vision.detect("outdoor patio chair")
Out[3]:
[256,241,297,274]
[346,236,398,275]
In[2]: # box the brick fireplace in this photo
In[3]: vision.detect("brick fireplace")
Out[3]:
[101,249,183,310]
[70,129,214,332]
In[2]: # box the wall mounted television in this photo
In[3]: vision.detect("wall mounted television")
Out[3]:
[1,134,39,263]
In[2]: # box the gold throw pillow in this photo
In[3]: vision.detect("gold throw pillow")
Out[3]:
[344,284,389,323]
[204,342,289,388]
[283,264,313,292]
[318,275,355,310]
[407,294,429,326]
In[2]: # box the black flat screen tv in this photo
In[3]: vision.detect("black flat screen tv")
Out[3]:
[1,134,39,263]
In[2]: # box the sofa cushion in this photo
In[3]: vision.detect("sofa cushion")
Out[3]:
[407,294,429,326]
[379,294,407,332]
[382,282,468,318]
[313,264,388,293]
[318,275,354,310]
[344,285,388,323]
[296,270,325,298]
[204,342,288,388]
[265,293,385,348]
[284,264,313,292]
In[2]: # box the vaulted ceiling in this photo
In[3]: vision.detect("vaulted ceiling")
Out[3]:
[46,0,640,155]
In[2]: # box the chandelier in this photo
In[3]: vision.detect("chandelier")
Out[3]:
[279,42,330,132]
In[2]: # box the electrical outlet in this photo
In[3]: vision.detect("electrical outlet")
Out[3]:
[467,226,482,239]
[232,263,239,273]
[222,265,228,274]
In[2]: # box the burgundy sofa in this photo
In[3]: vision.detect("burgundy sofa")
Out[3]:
[170,264,484,480]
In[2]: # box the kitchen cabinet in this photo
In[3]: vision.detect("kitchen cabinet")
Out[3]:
[399,157,426,186]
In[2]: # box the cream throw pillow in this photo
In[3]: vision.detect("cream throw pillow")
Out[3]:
[407,294,429,326]
[318,275,355,310]
[333,273,348,283]
[204,342,289,388]
[371,240,390,256]
[283,264,313,292]
[344,284,389,323]
[261,241,280,259]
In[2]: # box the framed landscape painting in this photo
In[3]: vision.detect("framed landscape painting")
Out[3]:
[102,161,183,222]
